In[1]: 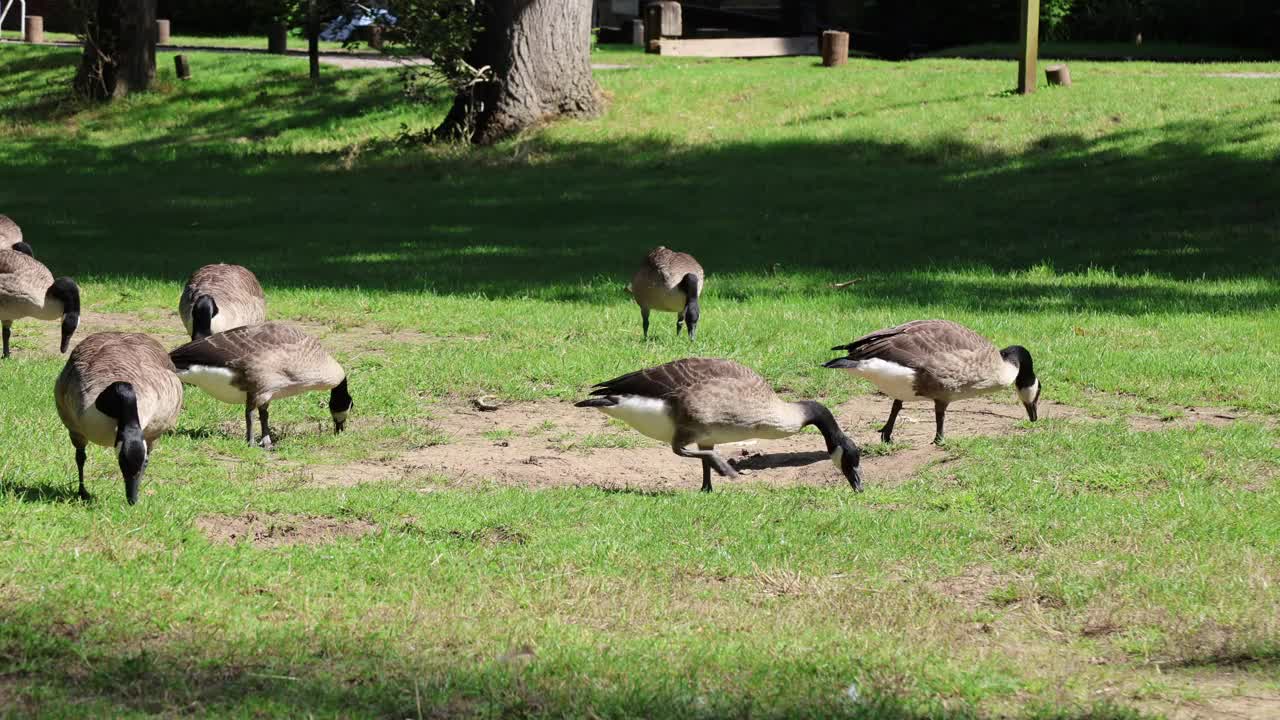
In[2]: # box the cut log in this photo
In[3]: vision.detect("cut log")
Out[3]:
[155,19,170,45]
[657,36,819,58]
[644,1,682,54]
[174,54,191,80]
[268,23,288,54]
[24,15,43,44]
[1045,64,1071,86]
[821,30,848,67]
[626,19,645,46]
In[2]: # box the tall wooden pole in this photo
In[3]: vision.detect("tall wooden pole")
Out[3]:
[1018,0,1039,94]
[308,0,320,82]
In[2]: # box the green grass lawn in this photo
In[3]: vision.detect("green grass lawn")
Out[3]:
[0,44,1278,718]
[927,41,1277,62]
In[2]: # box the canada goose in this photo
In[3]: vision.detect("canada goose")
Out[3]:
[178,263,267,341]
[824,319,1040,445]
[54,333,184,505]
[169,322,352,447]
[0,249,80,358]
[628,247,705,340]
[0,215,33,257]
[575,358,862,492]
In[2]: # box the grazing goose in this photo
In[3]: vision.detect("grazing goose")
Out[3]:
[824,319,1040,445]
[0,249,80,358]
[628,247,705,340]
[54,333,184,505]
[0,215,33,257]
[169,322,352,447]
[178,263,267,341]
[575,357,862,492]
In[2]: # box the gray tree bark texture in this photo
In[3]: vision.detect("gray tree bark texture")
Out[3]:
[75,0,157,100]
[438,0,603,144]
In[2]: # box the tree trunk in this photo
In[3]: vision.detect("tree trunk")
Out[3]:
[437,0,603,145]
[75,0,158,100]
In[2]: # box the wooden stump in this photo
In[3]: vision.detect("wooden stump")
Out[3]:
[174,54,191,80]
[1045,64,1071,86]
[626,19,645,47]
[155,19,171,45]
[268,23,288,54]
[23,15,43,44]
[821,30,849,67]
[644,1,682,54]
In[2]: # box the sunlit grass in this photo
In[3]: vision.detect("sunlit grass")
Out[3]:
[0,44,1278,718]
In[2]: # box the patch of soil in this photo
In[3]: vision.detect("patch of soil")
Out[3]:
[194,513,376,548]
[1140,675,1280,720]
[295,395,1039,491]
[929,565,1016,611]
[1126,406,1248,432]
[288,393,1269,493]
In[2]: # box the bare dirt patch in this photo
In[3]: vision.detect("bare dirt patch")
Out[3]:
[291,396,1094,492]
[1140,675,1280,720]
[194,513,376,548]
[928,565,1023,611]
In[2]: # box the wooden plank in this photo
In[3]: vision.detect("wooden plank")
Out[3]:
[657,36,819,58]
[1017,0,1039,94]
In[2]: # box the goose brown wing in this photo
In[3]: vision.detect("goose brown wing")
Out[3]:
[833,320,992,370]
[169,322,304,371]
[587,358,748,399]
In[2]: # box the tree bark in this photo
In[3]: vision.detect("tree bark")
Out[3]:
[437,0,603,145]
[75,0,158,100]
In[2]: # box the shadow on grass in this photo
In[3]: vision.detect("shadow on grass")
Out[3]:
[0,481,86,504]
[1,47,1277,315]
[0,607,1159,719]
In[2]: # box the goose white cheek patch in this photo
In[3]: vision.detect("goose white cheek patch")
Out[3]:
[830,445,844,471]
[331,410,349,423]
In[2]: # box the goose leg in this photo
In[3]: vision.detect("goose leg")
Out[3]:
[673,440,737,492]
[258,404,272,449]
[2,321,10,358]
[640,307,650,339]
[698,444,715,492]
[244,404,254,446]
[74,443,88,501]
[933,400,949,445]
[881,399,903,444]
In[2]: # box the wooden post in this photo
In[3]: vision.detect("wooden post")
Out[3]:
[626,19,645,47]
[155,19,171,45]
[174,54,191,80]
[1045,64,1071,86]
[23,15,43,43]
[308,0,320,81]
[268,23,288,54]
[644,1,682,53]
[1017,0,1039,94]
[821,30,849,67]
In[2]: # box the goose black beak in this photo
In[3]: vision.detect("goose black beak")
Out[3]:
[1025,402,1038,422]
[849,466,864,493]
[334,420,345,434]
